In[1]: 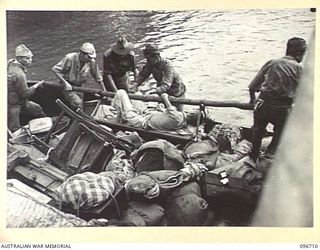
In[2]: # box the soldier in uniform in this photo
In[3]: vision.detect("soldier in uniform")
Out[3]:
[52,42,104,109]
[7,44,45,132]
[103,36,138,92]
[135,43,186,111]
[248,37,307,164]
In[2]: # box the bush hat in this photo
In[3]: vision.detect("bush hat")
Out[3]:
[143,44,160,55]
[15,44,33,57]
[80,43,97,58]
[110,37,134,56]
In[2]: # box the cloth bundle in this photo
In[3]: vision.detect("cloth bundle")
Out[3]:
[164,182,215,226]
[119,201,165,226]
[212,156,263,182]
[215,139,252,168]
[53,172,115,210]
[104,149,135,186]
[125,163,208,200]
[209,123,242,153]
[183,137,219,170]
[125,170,184,200]
[181,161,208,179]
[132,139,185,172]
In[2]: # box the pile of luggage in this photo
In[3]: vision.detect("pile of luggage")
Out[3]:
[7,100,266,227]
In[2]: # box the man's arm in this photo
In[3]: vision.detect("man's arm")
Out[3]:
[160,93,173,109]
[52,56,72,91]
[155,60,175,95]
[15,73,42,99]
[249,89,256,104]
[105,74,118,92]
[133,67,139,82]
[136,63,151,86]
[90,60,105,89]
[248,60,273,103]
[130,51,139,82]
[143,61,175,96]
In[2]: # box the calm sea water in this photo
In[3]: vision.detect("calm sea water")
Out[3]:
[6,9,315,127]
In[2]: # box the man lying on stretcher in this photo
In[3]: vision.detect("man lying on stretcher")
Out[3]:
[112,89,214,132]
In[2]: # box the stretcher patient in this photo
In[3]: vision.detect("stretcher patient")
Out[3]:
[112,89,213,132]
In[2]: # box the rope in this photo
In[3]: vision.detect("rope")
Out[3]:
[37,147,54,162]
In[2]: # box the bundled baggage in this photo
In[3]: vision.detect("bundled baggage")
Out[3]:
[131,139,185,172]
[164,182,215,226]
[183,135,219,170]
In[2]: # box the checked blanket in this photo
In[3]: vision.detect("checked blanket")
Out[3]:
[53,172,115,210]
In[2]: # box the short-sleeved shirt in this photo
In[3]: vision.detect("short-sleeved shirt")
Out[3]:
[103,49,136,81]
[249,55,303,100]
[7,59,36,107]
[52,52,102,86]
[137,57,186,97]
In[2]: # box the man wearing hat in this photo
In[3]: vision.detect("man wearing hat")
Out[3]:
[247,37,307,165]
[8,44,45,132]
[135,43,186,111]
[52,42,103,109]
[103,36,138,92]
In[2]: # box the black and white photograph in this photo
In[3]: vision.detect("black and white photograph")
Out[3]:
[2,0,319,244]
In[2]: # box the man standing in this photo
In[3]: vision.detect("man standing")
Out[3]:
[135,43,186,111]
[248,37,307,163]
[103,36,138,92]
[52,42,104,109]
[8,44,45,132]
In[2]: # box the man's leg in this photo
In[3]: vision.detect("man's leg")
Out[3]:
[249,106,269,162]
[112,89,134,111]
[117,73,129,92]
[23,101,45,118]
[267,107,290,156]
[112,89,146,128]
[8,106,22,132]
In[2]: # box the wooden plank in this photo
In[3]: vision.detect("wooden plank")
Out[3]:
[27,81,253,110]
[72,86,254,110]
[94,117,194,145]
[7,179,52,204]
[81,139,104,167]
[68,134,93,169]
[13,165,61,194]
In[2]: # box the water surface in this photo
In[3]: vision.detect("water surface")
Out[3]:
[6,9,315,126]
